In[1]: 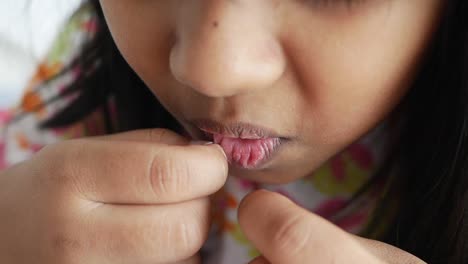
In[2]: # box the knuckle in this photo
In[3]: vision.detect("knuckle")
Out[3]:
[173,202,210,257]
[175,221,204,256]
[49,233,83,261]
[271,214,311,255]
[125,201,209,262]
[150,153,190,198]
[45,217,85,262]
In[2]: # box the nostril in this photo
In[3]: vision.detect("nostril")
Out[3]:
[169,14,286,98]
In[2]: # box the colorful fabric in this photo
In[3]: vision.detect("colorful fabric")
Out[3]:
[0,3,393,264]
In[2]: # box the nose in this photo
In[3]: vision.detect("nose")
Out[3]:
[169,1,286,98]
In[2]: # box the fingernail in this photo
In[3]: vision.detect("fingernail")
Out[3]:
[189,140,214,145]
[189,141,227,160]
[214,144,228,160]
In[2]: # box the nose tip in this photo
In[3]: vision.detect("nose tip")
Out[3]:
[170,39,285,97]
[169,7,285,97]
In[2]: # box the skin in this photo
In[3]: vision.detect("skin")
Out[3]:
[98,1,443,262]
[0,130,228,263]
[0,0,444,263]
[100,0,443,184]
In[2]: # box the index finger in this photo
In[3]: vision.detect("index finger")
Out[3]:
[93,128,190,145]
[38,130,228,204]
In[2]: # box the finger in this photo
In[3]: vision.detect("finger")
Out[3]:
[37,135,227,204]
[94,128,190,146]
[353,236,427,264]
[238,190,382,264]
[176,254,201,264]
[85,198,210,263]
[248,255,270,264]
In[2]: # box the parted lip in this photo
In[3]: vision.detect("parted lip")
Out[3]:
[190,118,285,140]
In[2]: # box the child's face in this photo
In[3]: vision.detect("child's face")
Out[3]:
[100,0,443,183]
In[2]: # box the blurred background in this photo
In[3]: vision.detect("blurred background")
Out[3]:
[0,0,82,107]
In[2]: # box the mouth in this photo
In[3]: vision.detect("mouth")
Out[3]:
[189,119,288,170]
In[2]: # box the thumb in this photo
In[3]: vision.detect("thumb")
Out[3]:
[238,190,382,264]
[352,236,426,263]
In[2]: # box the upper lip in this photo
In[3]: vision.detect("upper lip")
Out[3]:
[191,119,284,140]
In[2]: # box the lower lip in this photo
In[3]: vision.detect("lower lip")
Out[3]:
[212,134,282,169]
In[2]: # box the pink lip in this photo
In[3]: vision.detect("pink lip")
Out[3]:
[191,119,285,169]
[212,134,282,169]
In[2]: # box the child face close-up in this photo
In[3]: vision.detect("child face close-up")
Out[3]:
[100,0,443,184]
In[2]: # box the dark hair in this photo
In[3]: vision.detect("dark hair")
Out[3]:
[31,0,468,262]
[380,1,468,262]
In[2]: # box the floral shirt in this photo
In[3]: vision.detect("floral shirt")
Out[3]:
[0,3,395,263]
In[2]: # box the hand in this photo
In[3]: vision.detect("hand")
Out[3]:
[0,129,227,264]
[238,190,426,264]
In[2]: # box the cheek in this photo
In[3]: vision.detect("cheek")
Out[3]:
[285,0,441,147]
[101,1,184,114]
[100,1,174,88]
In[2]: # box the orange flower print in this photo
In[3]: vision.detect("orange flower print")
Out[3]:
[20,91,44,113]
[13,132,43,153]
[26,62,63,90]
[210,188,239,233]
[15,132,30,150]
[19,62,63,117]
